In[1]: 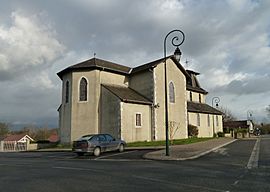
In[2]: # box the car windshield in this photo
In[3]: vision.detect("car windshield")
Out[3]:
[78,135,95,141]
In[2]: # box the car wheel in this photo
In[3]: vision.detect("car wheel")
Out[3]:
[93,147,101,157]
[119,144,124,152]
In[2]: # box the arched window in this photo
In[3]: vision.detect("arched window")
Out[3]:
[79,77,88,101]
[207,114,210,127]
[65,81,69,103]
[169,82,175,103]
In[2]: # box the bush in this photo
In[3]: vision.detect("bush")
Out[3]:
[217,132,224,137]
[260,124,270,134]
[188,124,198,137]
[36,140,50,144]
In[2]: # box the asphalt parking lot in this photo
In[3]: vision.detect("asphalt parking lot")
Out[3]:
[73,149,156,161]
[0,149,156,162]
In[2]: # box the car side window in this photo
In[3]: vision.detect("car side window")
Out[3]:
[91,136,99,141]
[105,134,114,142]
[98,135,106,142]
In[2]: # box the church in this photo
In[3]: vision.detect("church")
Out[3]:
[57,55,223,144]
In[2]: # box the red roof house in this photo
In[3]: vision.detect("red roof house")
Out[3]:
[3,133,34,143]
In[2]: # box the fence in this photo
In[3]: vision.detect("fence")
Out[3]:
[0,141,27,152]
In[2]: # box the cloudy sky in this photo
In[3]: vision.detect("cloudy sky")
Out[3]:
[0,0,269,129]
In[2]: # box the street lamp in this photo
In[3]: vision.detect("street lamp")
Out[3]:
[164,29,185,156]
[211,97,220,137]
[247,110,253,120]
[212,97,220,108]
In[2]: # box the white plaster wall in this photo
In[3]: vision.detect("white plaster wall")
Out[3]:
[121,103,152,142]
[154,58,188,140]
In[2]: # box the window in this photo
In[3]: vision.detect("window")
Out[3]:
[79,77,88,101]
[169,82,175,103]
[197,113,200,126]
[207,114,210,127]
[199,94,201,103]
[135,113,142,127]
[65,81,69,103]
[216,115,219,126]
[98,135,106,142]
[190,92,192,101]
[104,134,114,142]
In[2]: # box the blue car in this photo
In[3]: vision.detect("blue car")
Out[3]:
[72,134,126,156]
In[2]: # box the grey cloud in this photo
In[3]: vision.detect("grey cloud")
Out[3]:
[0,0,270,127]
[213,74,270,95]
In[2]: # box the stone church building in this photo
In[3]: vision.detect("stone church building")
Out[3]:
[57,56,223,144]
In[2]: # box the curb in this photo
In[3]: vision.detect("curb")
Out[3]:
[143,139,236,161]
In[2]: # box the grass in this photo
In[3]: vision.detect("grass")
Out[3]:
[127,137,214,147]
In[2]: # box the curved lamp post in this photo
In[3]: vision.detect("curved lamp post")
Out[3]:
[164,30,185,156]
[211,97,220,137]
[247,110,253,120]
[212,97,220,108]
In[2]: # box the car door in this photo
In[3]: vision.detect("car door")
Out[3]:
[98,135,107,152]
[104,134,118,151]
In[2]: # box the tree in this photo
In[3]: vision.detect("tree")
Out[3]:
[169,121,181,144]
[219,106,237,122]
[266,105,270,118]
[0,122,10,137]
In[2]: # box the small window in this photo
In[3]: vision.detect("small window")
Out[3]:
[216,115,219,126]
[197,113,200,126]
[79,77,88,101]
[207,114,210,127]
[135,113,142,127]
[199,94,201,103]
[65,81,69,103]
[169,82,175,103]
[190,92,192,101]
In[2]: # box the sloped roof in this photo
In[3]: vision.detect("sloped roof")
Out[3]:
[102,84,152,105]
[187,102,223,115]
[186,85,208,94]
[57,58,131,79]
[131,55,190,77]
[223,121,249,129]
[3,134,34,142]
[186,70,208,94]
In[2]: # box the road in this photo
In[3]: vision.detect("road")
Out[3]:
[0,136,269,192]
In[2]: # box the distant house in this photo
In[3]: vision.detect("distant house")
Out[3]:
[223,120,254,133]
[3,133,34,143]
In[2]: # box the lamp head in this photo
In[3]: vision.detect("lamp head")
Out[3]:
[174,47,182,62]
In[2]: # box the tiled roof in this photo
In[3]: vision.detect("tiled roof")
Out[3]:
[58,56,190,80]
[57,58,131,79]
[187,102,223,115]
[131,55,190,77]
[102,84,152,105]
[186,70,208,94]
[3,134,34,142]
[186,85,208,94]
[223,121,249,129]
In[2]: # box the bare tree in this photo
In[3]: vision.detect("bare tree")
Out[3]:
[219,106,237,122]
[0,122,10,137]
[266,105,270,118]
[169,121,181,144]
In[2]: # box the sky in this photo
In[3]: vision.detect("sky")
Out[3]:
[0,0,269,130]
